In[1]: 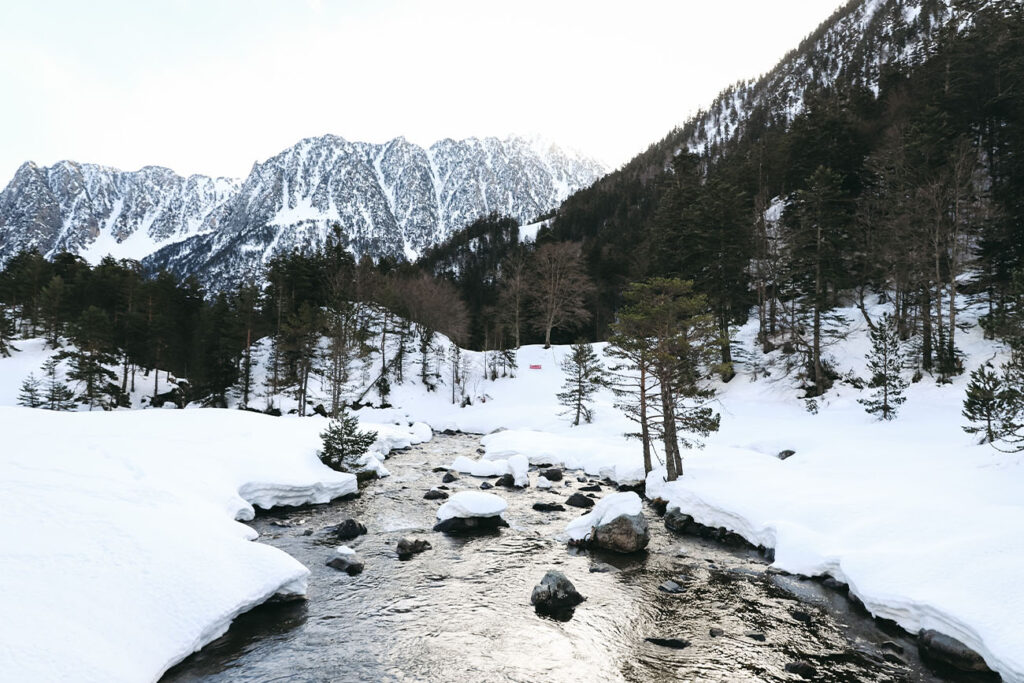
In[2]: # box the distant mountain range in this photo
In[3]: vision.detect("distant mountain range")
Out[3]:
[0,135,605,289]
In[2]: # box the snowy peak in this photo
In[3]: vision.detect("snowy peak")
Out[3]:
[0,135,604,288]
[686,0,958,155]
[141,134,605,289]
[0,160,239,264]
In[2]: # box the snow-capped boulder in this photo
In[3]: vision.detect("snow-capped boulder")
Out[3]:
[566,492,650,553]
[433,491,509,533]
[326,546,364,575]
[536,476,553,490]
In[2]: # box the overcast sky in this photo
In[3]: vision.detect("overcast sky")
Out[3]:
[0,0,847,184]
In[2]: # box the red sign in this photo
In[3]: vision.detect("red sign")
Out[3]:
[529,364,542,370]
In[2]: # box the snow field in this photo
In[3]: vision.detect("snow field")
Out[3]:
[0,406,427,682]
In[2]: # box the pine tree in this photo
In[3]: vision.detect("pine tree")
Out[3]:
[858,313,909,420]
[609,278,721,481]
[41,357,77,411]
[557,341,605,426]
[319,408,379,472]
[65,306,119,411]
[962,360,1024,451]
[17,373,44,408]
[0,305,17,357]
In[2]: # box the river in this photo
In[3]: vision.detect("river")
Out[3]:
[164,434,969,682]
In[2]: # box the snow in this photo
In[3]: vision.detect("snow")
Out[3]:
[565,491,644,542]
[536,475,553,490]
[451,455,509,477]
[0,406,425,682]
[435,491,508,522]
[2,292,1023,680]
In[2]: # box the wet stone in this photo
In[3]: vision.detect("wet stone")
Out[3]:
[530,570,585,613]
[396,537,432,559]
[791,609,812,624]
[645,638,690,649]
[784,661,816,679]
[542,468,563,482]
[323,518,367,541]
[918,629,994,674]
[441,472,459,483]
[565,493,595,508]
[480,481,494,490]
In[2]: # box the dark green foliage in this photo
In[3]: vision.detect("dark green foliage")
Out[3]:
[17,373,43,408]
[962,361,1022,451]
[557,341,605,426]
[319,409,379,472]
[858,313,908,420]
[63,306,120,410]
[41,357,77,411]
[0,305,16,357]
[610,278,721,481]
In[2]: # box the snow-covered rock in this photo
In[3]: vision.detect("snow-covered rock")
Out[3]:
[566,491,649,554]
[326,546,364,575]
[436,491,508,522]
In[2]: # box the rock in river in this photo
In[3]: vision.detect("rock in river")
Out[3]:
[396,538,431,558]
[918,629,994,674]
[565,493,595,509]
[323,518,367,541]
[565,492,650,553]
[326,546,364,575]
[530,570,585,613]
[433,491,509,533]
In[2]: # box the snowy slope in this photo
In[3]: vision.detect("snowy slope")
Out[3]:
[684,0,959,155]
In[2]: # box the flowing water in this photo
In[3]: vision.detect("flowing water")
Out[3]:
[164,434,972,682]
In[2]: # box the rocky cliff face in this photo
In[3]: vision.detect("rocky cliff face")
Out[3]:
[0,135,605,289]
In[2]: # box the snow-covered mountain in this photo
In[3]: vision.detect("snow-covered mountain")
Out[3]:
[0,135,605,288]
[686,0,958,155]
[0,161,238,265]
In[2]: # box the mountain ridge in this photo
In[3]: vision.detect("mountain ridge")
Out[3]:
[0,134,605,288]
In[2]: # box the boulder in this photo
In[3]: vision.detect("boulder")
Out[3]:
[565,493,595,508]
[777,449,796,460]
[918,629,993,673]
[543,468,563,482]
[533,502,565,513]
[323,518,367,541]
[592,513,650,553]
[434,491,508,534]
[396,537,431,558]
[326,546,364,575]
[645,638,690,649]
[480,481,494,490]
[579,484,602,492]
[664,507,692,533]
[784,662,816,679]
[424,489,449,500]
[495,473,516,488]
[441,471,459,483]
[433,516,509,533]
[566,492,649,553]
[530,570,584,612]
